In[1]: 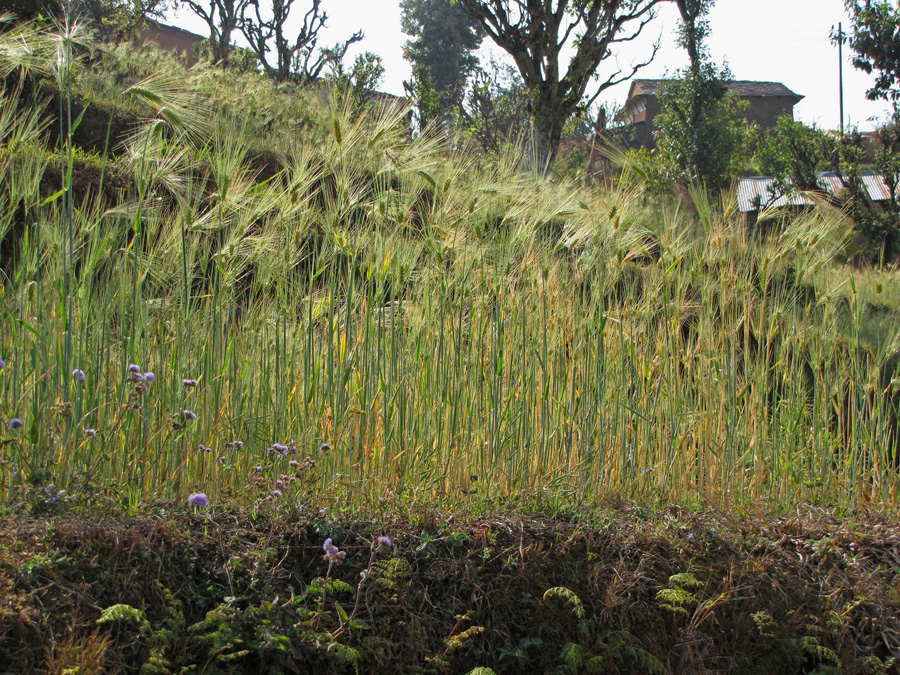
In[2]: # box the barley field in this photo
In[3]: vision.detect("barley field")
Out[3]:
[2,18,899,514]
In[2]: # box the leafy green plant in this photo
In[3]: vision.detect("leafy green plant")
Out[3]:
[657,572,702,616]
[544,586,668,674]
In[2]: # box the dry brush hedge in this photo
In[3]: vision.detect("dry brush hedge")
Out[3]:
[1,504,899,674]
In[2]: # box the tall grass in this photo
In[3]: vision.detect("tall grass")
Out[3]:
[1,24,898,512]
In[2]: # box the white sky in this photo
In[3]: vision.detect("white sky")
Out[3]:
[168,0,894,132]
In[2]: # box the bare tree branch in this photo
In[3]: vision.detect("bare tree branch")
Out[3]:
[178,0,246,65]
[239,0,360,82]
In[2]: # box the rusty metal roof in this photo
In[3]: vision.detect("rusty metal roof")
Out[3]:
[736,171,895,213]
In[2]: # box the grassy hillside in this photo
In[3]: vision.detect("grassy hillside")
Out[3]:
[1,17,900,516]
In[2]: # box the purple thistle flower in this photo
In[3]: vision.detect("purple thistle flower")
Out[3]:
[318,443,332,452]
[377,536,392,548]
[143,372,155,383]
[182,410,197,423]
[72,368,86,383]
[276,479,284,487]
[323,538,346,563]
[0,356,6,370]
[188,492,207,508]
[272,443,289,454]
[255,465,263,472]
[182,378,198,387]
[128,364,142,373]
[84,428,97,437]
[9,418,23,430]
[272,489,282,498]
[289,460,299,467]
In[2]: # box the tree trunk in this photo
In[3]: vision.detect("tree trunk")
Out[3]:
[217,26,232,66]
[531,107,565,173]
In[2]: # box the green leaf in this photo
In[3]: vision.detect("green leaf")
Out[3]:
[41,189,65,206]
[17,319,41,338]
[97,604,150,635]
[69,106,87,135]
[543,587,585,619]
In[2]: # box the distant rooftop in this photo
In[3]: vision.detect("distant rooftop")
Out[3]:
[628,79,804,101]
[144,19,205,41]
[736,171,892,213]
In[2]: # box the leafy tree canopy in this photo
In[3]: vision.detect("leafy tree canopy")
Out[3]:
[401,0,483,106]
[330,51,386,110]
[652,0,753,192]
[1,0,61,21]
[845,0,900,102]
[655,65,752,193]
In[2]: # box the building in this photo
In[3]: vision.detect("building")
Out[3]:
[618,79,804,149]
[134,20,206,67]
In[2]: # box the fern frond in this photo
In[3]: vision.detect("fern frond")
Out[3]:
[544,586,586,619]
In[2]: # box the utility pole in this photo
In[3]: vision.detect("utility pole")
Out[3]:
[832,22,846,135]
[838,22,845,135]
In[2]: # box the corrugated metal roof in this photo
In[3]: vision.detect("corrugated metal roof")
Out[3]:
[630,79,803,100]
[862,171,894,200]
[736,177,813,213]
[736,171,895,213]
[817,170,894,201]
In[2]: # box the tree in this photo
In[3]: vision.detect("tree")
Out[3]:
[69,0,167,43]
[757,116,833,197]
[653,70,751,192]
[455,57,530,152]
[330,51,386,110]
[844,0,900,258]
[672,0,712,135]
[759,116,900,259]
[240,0,362,83]
[652,0,751,192]
[674,0,709,79]
[845,0,900,102]
[2,0,61,21]
[400,0,483,121]
[177,0,245,66]
[452,0,660,170]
